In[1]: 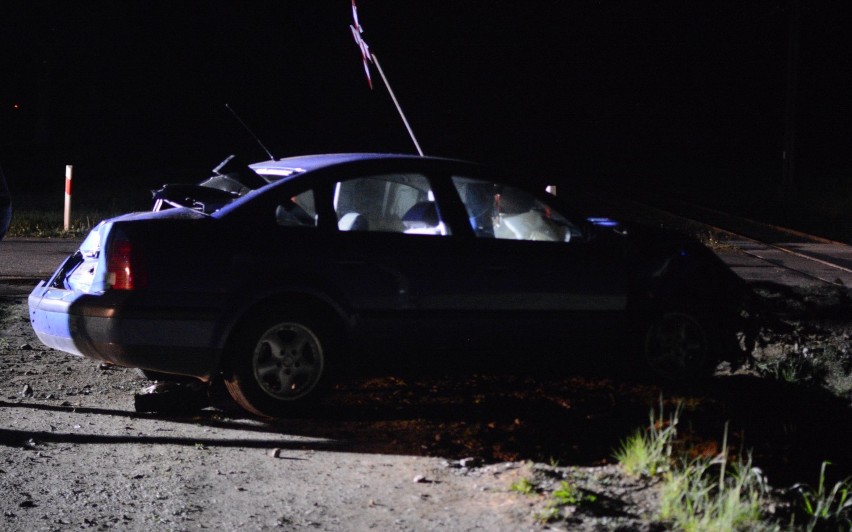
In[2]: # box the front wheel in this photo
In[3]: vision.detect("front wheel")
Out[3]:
[642,311,715,382]
[224,312,336,418]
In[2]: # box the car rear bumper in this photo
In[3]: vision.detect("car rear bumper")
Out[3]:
[28,282,222,380]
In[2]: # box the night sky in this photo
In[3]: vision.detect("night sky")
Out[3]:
[2,1,850,212]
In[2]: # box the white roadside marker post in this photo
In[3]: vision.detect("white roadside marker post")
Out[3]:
[64,165,73,232]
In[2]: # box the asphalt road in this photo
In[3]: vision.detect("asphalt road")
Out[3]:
[0,238,81,296]
[0,238,79,278]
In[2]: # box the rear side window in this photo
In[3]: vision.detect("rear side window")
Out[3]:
[334,174,449,236]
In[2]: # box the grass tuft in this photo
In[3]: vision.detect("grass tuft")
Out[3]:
[753,345,852,399]
[5,192,145,238]
[536,479,598,523]
[613,397,681,477]
[615,407,779,530]
[659,425,772,531]
[6,208,113,238]
[791,461,852,531]
[509,477,538,496]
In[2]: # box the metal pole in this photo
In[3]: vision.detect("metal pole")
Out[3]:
[64,165,73,231]
[371,53,424,156]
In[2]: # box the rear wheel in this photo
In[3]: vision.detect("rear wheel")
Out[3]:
[224,311,336,418]
[643,311,714,382]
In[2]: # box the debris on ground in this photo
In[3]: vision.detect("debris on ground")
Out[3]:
[133,380,210,414]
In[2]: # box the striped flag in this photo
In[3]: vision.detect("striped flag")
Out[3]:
[350,0,373,89]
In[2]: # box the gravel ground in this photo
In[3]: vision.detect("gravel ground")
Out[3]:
[3,282,852,530]
[0,295,664,531]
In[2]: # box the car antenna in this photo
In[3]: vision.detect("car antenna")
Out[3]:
[349,1,425,156]
[224,103,276,160]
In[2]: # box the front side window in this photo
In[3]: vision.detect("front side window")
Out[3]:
[334,173,449,235]
[452,176,579,242]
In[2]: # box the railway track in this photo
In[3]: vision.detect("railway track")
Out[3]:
[574,187,852,287]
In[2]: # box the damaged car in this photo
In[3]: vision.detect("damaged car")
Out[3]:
[29,153,750,418]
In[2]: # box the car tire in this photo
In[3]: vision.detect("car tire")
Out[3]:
[642,310,716,382]
[224,311,337,418]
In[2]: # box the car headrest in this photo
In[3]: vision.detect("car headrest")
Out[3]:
[402,202,438,228]
[338,212,369,231]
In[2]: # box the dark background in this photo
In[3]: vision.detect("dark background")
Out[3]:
[2,1,850,229]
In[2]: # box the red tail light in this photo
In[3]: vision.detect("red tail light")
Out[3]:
[107,238,147,290]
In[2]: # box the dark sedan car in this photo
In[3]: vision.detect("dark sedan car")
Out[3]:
[29,153,749,417]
